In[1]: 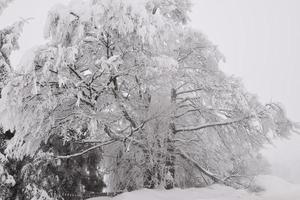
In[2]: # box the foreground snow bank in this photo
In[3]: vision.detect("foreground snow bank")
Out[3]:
[89,175,300,200]
[254,175,300,199]
[89,186,258,200]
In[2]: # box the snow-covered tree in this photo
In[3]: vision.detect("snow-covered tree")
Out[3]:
[0,2,48,199]
[0,19,24,97]
[0,0,297,197]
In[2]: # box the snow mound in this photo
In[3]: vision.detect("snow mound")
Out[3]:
[89,175,300,200]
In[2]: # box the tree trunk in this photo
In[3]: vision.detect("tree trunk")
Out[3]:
[165,88,177,189]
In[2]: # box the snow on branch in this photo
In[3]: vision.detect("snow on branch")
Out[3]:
[176,88,204,96]
[176,115,253,133]
[176,149,224,184]
[56,139,116,159]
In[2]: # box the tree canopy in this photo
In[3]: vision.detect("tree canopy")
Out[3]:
[0,0,298,199]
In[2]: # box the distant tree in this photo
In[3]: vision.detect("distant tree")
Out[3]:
[0,0,297,198]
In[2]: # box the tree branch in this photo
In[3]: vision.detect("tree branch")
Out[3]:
[56,139,116,159]
[69,66,83,80]
[176,88,204,96]
[176,115,253,133]
[176,149,224,184]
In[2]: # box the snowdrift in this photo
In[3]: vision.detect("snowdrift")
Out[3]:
[254,175,300,199]
[89,175,300,200]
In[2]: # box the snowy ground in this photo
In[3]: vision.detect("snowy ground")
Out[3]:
[88,175,300,200]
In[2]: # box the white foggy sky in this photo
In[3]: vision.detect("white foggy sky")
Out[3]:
[0,0,300,182]
[189,0,300,183]
[190,0,300,121]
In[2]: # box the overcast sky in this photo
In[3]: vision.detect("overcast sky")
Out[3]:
[0,0,300,182]
[189,0,300,183]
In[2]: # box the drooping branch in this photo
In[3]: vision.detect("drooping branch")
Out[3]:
[176,149,224,184]
[175,107,233,119]
[56,139,116,159]
[176,115,253,133]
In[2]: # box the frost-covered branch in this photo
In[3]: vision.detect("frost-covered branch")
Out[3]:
[176,88,204,96]
[177,45,218,62]
[176,115,253,133]
[56,139,116,159]
[176,149,224,184]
